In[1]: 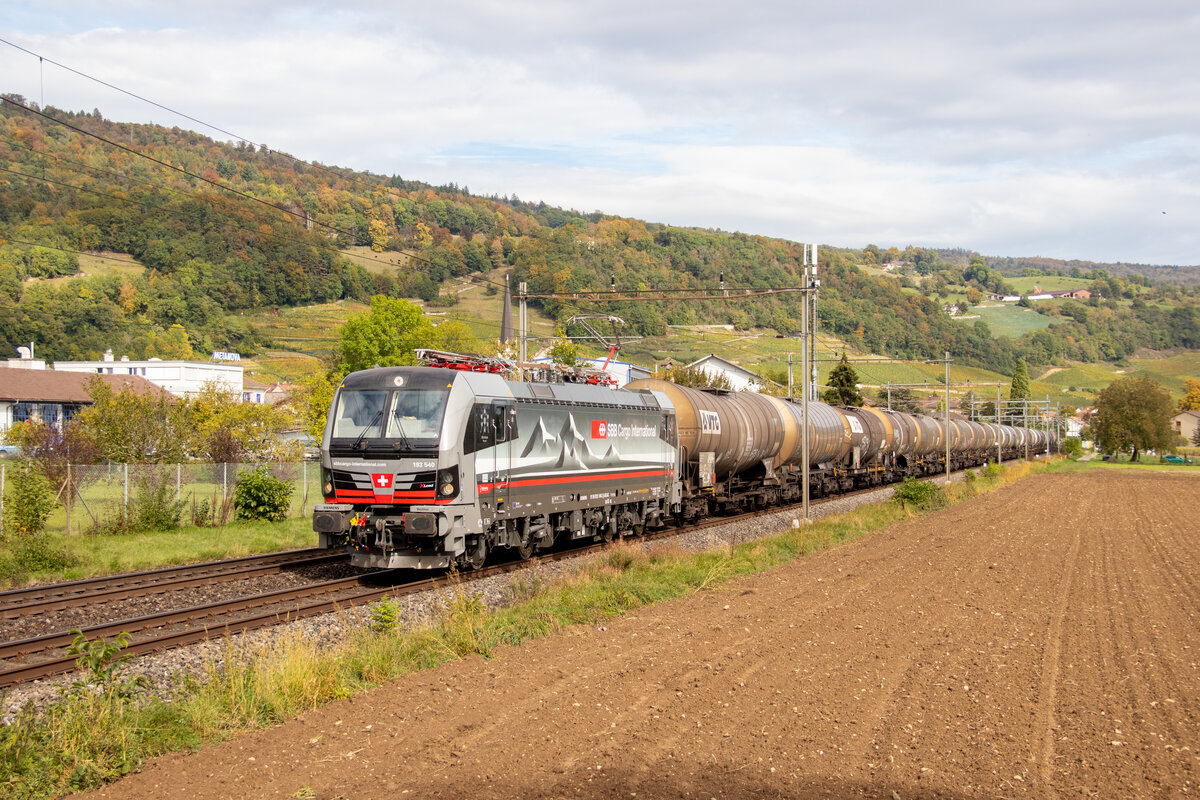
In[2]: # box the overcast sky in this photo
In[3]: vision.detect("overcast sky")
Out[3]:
[3,1,1198,265]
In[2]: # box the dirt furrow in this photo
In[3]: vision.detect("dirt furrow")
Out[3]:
[83,471,1200,800]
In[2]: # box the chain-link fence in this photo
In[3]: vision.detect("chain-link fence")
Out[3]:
[0,461,322,537]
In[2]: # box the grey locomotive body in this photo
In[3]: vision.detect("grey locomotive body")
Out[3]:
[312,366,678,569]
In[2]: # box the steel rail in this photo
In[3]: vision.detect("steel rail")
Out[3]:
[0,549,345,620]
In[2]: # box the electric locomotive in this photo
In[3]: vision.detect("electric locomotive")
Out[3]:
[312,357,678,570]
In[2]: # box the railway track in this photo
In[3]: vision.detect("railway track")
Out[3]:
[0,548,347,620]
[0,475,934,689]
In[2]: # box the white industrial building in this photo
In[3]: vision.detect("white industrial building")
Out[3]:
[52,349,243,397]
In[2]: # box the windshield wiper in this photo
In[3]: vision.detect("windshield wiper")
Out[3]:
[352,408,384,451]
[391,412,412,452]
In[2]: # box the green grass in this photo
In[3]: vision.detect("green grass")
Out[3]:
[1006,276,1094,294]
[0,516,318,588]
[241,300,368,355]
[967,304,1054,337]
[338,245,414,275]
[0,461,1041,799]
[32,252,144,287]
[433,269,558,347]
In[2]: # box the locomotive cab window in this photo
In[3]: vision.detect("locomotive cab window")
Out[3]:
[386,388,450,442]
[330,387,449,450]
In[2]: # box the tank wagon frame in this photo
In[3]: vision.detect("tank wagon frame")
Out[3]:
[313,362,1054,570]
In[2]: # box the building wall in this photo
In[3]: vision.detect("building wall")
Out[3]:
[1173,412,1200,443]
[54,359,242,397]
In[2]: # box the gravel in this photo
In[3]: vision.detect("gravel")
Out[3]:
[1,475,961,723]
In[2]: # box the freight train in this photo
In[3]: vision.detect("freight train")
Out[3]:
[312,355,1054,569]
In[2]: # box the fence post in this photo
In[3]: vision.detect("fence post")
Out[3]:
[123,463,129,526]
[302,461,308,517]
[176,464,181,502]
[65,463,72,538]
[223,463,228,508]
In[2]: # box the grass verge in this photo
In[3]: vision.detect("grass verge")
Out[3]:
[0,517,317,588]
[1,461,1039,799]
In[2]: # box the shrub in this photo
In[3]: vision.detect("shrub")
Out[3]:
[979,462,1004,480]
[233,466,293,522]
[2,460,56,540]
[892,477,947,512]
[89,470,185,535]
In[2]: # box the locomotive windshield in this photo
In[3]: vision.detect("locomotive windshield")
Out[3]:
[330,388,449,450]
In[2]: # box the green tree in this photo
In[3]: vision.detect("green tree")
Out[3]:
[1009,358,1031,401]
[547,338,581,366]
[77,377,192,463]
[875,385,923,415]
[1091,376,1175,462]
[822,352,863,406]
[334,295,442,373]
[660,365,733,390]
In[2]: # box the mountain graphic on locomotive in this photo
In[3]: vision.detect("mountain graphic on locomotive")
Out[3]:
[312,354,1054,570]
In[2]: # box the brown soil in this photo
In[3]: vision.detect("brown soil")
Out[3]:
[84,471,1200,799]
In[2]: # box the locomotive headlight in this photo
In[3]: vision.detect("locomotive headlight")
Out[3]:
[321,468,334,498]
[438,468,458,498]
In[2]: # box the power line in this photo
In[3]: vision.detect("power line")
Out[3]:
[0,36,418,198]
[0,97,452,273]
[0,154,412,275]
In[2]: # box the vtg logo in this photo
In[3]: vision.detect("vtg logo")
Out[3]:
[591,420,607,439]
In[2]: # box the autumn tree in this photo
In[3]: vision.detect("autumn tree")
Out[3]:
[822,352,863,406]
[1091,376,1175,462]
[1178,378,1200,412]
[189,383,299,463]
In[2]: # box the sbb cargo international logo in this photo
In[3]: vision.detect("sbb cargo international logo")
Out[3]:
[591,420,607,439]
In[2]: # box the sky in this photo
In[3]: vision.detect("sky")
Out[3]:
[2,1,1199,265]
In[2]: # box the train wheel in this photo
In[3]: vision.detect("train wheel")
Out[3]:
[465,536,488,570]
[516,530,534,560]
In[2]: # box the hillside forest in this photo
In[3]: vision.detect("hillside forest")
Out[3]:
[1,95,1199,377]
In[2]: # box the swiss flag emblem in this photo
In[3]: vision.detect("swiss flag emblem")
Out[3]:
[591,420,607,439]
[371,473,393,490]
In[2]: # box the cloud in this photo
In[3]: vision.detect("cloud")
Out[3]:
[2,1,1199,263]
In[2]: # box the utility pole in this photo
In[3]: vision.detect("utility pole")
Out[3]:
[787,353,793,397]
[944,352,951,481]
[801,287,810,523]
[518,281,528,363]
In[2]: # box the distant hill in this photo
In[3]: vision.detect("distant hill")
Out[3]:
[0,95,1197,381]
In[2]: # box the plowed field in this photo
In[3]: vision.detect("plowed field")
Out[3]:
[85,471,1200,799]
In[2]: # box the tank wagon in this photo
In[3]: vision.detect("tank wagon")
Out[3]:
[313,359,1055,570]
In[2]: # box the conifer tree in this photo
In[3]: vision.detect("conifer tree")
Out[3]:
[822,352,863,406]
[1009,358,1031,401]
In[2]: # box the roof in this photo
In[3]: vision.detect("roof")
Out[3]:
[1175,410,1200,420]
[0,367,164,404]
[685,354,768,382]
